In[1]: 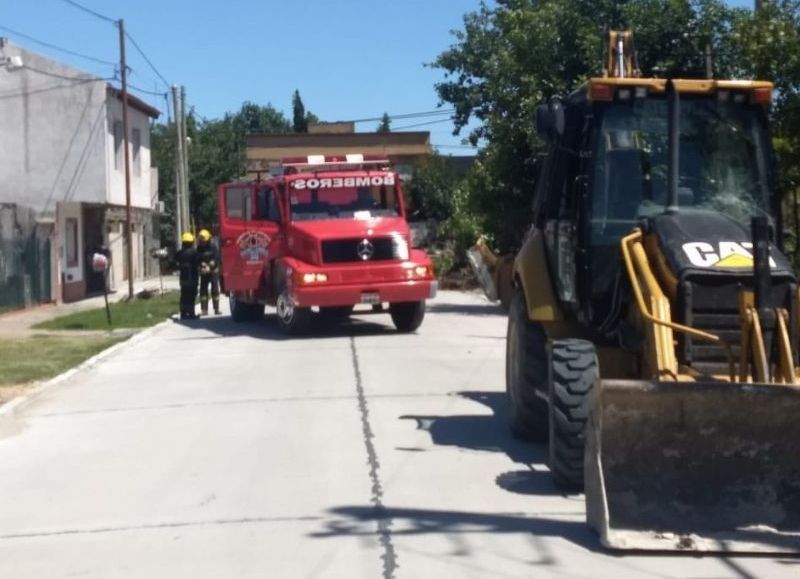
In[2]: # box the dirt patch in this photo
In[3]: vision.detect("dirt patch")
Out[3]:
[0,385,32,406]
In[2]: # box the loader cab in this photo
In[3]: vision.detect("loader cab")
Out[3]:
[536,80,779,331]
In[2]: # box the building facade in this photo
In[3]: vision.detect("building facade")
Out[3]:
[0,39,160,306]
[245,127,431,181]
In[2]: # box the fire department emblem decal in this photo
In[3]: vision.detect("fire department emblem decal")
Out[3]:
[237,231,271,263]
[357,238,374,261]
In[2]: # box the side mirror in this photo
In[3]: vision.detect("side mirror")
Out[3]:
[534,98,565,143]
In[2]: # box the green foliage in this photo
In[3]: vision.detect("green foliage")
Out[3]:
[152,102,291,243]
[34,292,180,330]
[406,154,461,220]
[292,89,308,133]
[433,0,800,256]
[0,335,125,385]
[376,112,391,132]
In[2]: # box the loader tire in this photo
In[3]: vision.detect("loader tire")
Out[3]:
[506,288,549,441]
[548,339,597,491]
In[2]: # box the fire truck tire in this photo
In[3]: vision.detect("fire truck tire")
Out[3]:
[230,295,249,323]
[276,289,311,335]
[390,301,425,332]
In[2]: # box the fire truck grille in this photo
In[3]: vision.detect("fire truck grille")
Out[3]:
[322,237,396,263]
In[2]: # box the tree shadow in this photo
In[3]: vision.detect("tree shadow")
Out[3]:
[426,302,506,316]
[310,505,600,553]
[400,391,561,497]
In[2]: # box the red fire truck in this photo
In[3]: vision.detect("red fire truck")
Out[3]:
[217,154,437,334]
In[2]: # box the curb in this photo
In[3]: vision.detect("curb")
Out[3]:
[0,319,173,419]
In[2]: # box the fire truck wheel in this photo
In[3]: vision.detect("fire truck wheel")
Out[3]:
[276,290,311,335]
[230,295,249,323]
[390,301,425,332]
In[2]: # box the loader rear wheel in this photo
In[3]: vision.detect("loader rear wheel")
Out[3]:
[506,288,549,441]
[548,339,598,491]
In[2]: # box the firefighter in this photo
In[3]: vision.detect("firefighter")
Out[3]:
[197,228,221,315]
[175,231,200,320]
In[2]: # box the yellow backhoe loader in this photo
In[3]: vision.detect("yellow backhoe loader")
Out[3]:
[501,30,800,552]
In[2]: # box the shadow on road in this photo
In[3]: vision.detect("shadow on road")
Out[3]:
[311,505,599,552]
[426,302,506,316]
[171,311,399,341]
[400,391,561,497]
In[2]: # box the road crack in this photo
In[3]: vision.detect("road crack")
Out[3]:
[349,335,398,579]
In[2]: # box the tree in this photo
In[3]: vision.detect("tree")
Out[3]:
[431,0,776,253]
[292,89,308,133]
[376,112,391,133]
[152,102,291,242]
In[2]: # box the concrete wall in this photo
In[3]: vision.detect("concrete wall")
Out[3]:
[105,97,156,210]
[0,41,108,217]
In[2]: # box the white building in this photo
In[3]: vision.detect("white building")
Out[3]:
[0,38,160,305]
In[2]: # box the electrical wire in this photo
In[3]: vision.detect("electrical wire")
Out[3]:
[125,31,170,89]
[347,108,455,124]
[0,24,116,66]
[61,0,116,24]
[21,64,102,82]
[128,83,168,97]
[432,143,480,150]
[0,77,112,100]
[392,118,454,130]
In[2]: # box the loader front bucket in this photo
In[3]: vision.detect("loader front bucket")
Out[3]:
[585,379,800,553]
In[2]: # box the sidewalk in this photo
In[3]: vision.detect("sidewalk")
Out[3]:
[0,275,179,337]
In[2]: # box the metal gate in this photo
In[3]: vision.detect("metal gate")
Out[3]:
[0,204,52,311]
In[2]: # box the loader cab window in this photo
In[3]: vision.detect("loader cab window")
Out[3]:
[591,97,773,246]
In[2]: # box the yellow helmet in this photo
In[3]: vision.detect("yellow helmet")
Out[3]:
[198,229,212,242]
[181,232,195,243]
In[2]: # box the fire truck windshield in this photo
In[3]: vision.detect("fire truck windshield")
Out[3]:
[287,180,401,221]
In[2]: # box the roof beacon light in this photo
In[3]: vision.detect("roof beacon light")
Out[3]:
[280,154,391,174]
[751,87,772,105]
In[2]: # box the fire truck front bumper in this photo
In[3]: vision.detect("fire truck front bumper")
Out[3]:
[291,279,438,308]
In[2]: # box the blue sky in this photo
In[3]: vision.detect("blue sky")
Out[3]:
[2,0,755,153]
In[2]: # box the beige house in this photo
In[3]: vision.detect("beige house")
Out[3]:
[245,125,431,181]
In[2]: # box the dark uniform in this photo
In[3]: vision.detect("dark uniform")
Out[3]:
[175,242,200,319]
[197,239,221,315]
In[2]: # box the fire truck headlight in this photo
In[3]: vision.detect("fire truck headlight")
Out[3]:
[414,266,429,278]
[301,272,328,284]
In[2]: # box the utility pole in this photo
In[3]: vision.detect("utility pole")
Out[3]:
[172,84,185,245]
[118,19,134,300]
[180,85,190,232]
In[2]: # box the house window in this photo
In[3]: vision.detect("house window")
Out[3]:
[113,120,123,170]
[132,128,141,177]
[65,218,79,268]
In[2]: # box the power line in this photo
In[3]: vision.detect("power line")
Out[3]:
[393,118,454,130]
[61,0,116,24]
[22,64,105,82]
[347,108,455,124]
[0,77,112,100]
[128,83,168,97]
[0,24,116,66]
[432,143,480,150]
[125,30,170,89]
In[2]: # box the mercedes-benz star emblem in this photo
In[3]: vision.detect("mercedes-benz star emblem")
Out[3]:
[357,238,374,261]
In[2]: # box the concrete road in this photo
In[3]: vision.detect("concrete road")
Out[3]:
[0,291,796,578]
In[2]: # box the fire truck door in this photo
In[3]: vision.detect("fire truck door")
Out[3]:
[219,184,281,293]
